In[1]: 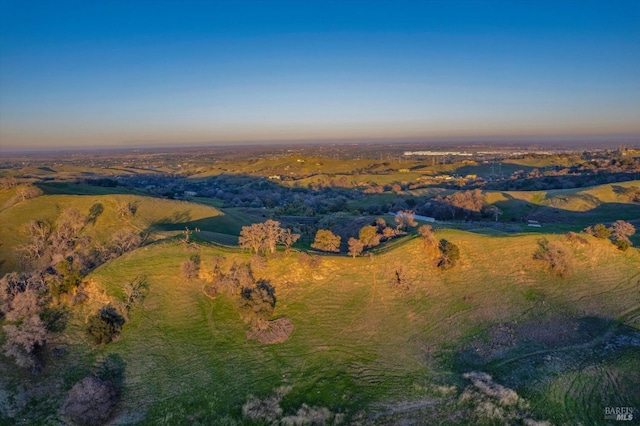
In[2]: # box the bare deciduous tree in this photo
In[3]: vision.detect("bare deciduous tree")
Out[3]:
[16,184,42,202]
[279,228,300,255]
[418,224,437,251]
[2,315,46,369]
[394,210,418,230]
[115,200,137,219]
[181,259,198,281]
[0,176,17,189]
[348,238,364,258]
[123,275,148,311]
[263,219,282,254]
[18,220,52,260]
[50,208,86,257]
[111,229,142,256]
[610,220,636,244]
[483,205,502,222]
[239,223,266,254]
[239,220,298,255]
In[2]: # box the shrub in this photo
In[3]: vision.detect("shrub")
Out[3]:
[250,254,267,271]
[62,376,118,425]
[180,259,199,281]
[564,231,589,245]
[242,387,289,422]
[86,306,125,345]
[437,239,460,269]
[615,239,630,251]
[40,306,69,332]
[533,239,572,277]
[52,259,82,299]
[298,252,322,269]
[202,284,218,299]
[585,223,611,239]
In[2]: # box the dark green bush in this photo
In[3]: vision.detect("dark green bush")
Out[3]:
[86,306,125,345]
[615,239,630,251]
[437,239,460,269]
[40,306,69,333]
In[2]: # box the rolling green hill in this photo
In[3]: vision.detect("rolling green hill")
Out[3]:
[2,227,638,424]
[0,193,235,274]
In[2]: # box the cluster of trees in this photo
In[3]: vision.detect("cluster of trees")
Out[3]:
[18,205,142,273]
[0,204,147,370]
[204,259,278,334]
[1,263,145,369]
[417,224,461,269]
[0,176,18,190]
[585,220,636,251]
[315,213,417,255]
[420,189,489,221]
[239,220,300,255]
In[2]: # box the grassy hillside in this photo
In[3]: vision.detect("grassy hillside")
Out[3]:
[2,229,638,424]
[483,181,640,229]
[0,193,228,274]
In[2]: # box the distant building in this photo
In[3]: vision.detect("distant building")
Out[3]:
[404,151,472,156]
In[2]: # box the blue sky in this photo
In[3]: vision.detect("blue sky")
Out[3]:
[1,0,639,149]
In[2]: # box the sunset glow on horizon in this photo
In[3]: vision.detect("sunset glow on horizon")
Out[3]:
[1,1,639,151]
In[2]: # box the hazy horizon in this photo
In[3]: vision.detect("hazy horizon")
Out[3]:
[1,1,639,151]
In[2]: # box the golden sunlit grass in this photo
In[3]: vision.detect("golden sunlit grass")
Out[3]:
[11,228,631,424]
[1,183,639,424]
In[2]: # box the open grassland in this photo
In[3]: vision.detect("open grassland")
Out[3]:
[2,229,638,424]
[1,178,639,424]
